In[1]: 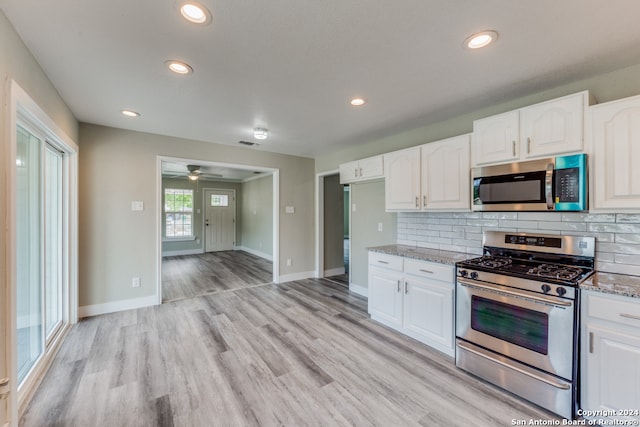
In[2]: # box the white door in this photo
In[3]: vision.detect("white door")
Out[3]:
[204,189,236,252]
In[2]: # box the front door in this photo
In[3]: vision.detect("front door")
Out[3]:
[204,189,236,252]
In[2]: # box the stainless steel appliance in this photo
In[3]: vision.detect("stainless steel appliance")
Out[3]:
[455,231,595,419]
[472,153,588,211]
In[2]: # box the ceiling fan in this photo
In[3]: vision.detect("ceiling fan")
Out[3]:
[187,164,201,181]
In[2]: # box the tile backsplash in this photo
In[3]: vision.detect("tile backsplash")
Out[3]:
[397,212,640,276]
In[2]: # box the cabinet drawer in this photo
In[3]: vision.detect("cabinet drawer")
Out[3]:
[404,259,453,283]
[368,252,403,271]
[586,292,640,329]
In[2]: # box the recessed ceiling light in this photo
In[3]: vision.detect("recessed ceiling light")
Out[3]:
[165,60,193,75]
[253,128,268,140]
[180,2,212,25]
[121,109,141,117]
[350,98,366,106]
[464,30,499,49]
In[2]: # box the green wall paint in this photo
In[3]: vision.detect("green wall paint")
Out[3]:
[239,175,273,258]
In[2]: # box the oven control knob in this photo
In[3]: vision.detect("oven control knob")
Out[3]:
[470,271,479,280]
[541,284,551,294]
[459,269,468,277]
[557,287,567,296]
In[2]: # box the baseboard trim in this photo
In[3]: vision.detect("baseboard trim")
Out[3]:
[349,283,368,297]
[235,246,273,261]
[277,270,315,284]
[79,295,158,318]
[162,248,204,257]
[323,267,345,277]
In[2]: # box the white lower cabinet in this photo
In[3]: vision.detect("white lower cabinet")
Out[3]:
[581,291,640,422]
[368,252,455,356]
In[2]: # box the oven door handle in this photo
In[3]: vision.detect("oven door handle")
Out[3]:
[457,341,571,390]
[457,277,572,308]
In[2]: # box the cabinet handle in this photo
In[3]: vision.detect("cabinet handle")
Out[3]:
[359,167,363,177]
[423,195,427,208]
[512,140,516,156]
[397,280,401,292]
[355,167,358,177]
[405,281,408,294]
[415,196,419,208]
[419,269,434,274]
[527,137,531,154]
[589,332,594,354]
[377,260,389,264]
[620,313,640,321]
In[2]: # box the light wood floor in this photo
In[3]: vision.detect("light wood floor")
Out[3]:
[162,250,273,302]
[21,258,558,426]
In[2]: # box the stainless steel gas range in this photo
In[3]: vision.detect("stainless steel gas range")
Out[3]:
[455,231,595,419]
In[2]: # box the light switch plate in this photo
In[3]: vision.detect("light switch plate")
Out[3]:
[131,201,144,211]
[285,206,295,214]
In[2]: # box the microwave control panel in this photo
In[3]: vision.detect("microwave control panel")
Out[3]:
[555,168,579,203]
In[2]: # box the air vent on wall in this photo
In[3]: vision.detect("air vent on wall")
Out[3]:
[238,140,259,146]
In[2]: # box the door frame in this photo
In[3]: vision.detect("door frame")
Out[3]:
[315,169,350,280]
[156,156,280,304]
[202,188,237,252]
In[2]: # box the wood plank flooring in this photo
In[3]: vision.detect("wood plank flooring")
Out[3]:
[162,250,272,302]
[22,257,559,426]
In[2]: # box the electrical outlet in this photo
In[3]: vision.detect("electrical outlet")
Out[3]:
[378,222,383,232]
[286,258,292,266]
[132,277,141,288]
[352,203,357,212]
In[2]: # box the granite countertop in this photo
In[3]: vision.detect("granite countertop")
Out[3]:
[581,272,640,299]
[368,244,476,265]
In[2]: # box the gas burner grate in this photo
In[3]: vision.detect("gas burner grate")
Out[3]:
[465,256,512,269]
[527,264,582,281]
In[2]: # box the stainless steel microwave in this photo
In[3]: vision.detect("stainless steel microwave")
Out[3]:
[472,154,588,211]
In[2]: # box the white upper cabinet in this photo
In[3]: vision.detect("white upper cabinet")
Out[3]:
[472,110,519,166]
[520,92,586,158]
[384,135,471,212]
[472,91,590,166]
[339,155,384,184]
[384,147,421,210]
[421,135,470,211]
[589,94,640,211]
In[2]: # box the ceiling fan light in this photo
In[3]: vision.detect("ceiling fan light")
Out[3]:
[253,127,268,140]
[188,172,199,180]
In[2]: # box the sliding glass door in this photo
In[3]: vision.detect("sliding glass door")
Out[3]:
[15,124,65,386]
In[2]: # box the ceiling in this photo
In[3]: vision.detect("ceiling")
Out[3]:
[3,1,640,158]
[161,160,268,181]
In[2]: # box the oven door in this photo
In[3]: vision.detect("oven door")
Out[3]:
[456,277,575,380]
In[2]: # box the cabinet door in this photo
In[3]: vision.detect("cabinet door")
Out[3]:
[368,267,403,330]
[358,155,384,180]
[583,324,640,417]
[403,277,454,356]
[520,93,584,159]
[591,95,640,210]
[339,160,359,184]
[421,135,470,211]
[384,147,421,211]
[472,110,519,166]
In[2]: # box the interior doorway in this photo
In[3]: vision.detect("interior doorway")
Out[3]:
[204,189,236,252]
[157,156,280,304]
[316,171,350,287]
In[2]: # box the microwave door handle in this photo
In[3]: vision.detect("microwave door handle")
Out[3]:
[545,163,554,210]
